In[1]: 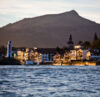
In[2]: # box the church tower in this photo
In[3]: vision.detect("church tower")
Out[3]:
[67,34,74,49]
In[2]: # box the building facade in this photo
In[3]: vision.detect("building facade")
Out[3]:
[7,41,12,58]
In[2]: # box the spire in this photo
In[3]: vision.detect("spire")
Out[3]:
[68,34,74,44]
[67,34,74,49]
[69,34,72,41]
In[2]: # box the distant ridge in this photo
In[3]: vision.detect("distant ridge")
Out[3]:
[0,10,100,48]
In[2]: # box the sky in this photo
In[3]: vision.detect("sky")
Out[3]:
[0,0,100,27]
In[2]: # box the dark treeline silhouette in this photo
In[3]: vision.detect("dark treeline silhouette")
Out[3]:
[77,41,91,49]
[77,32,100,49]
[0,46,7,56]
[0,58,21,65]
[91,33,100,49]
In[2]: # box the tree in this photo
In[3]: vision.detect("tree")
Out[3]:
[91,32,100,49]
[63,46,70,51]
[92,38,100,49]
[0,58,21,65]
[94,32,98,41]
[77,41,83,45]
[56,46,60,53]
[0,46,7,55]
[82,41,91,49]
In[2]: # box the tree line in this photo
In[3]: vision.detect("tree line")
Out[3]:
[77,32,100,49]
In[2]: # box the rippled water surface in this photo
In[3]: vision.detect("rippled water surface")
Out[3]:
[0,65,100,97]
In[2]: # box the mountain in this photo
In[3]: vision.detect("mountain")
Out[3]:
[0,10,100,48]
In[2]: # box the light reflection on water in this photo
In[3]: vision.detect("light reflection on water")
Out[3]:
[0,65,100,97]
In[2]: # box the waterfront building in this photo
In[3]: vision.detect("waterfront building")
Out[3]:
[87,49,100,61]
[62,51,71,63]
[17,50,24,61]
[30,50,34,60]
[17,49,25,64]
[16,48,41,64]
[37,48,56,63]
[76,49,83,60]
[24,48,30,61]
[83,50,89,60]
[41,53,54,63]
[53,53,61,64]
[41,54,49,62]
[7,41,12,58]
[86,51,91,60]
[70,50,77,60]
[74,45,82,49]
[70,45,89,61]
[33,51,41,64]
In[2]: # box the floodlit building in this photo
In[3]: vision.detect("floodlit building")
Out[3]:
[70,45,89,61]
[53,53,61,64]
[63,51,71,63]
[24,48,30,61]
[16,49,25,64]
[86,51,91,60]
[70,50,77,60]
[17,50,25,61]
[33,51,41,64]
[74,45,82,49]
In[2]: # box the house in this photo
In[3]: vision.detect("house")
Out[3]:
[24,48,30,61]
[37,48,56,63]
[32,51,41,64]
[70,50,77,60]
[70,45,89,61]
[53,53,61,65]
[87,49,100,61]
[62,51,71,63]
[16,49,25,64]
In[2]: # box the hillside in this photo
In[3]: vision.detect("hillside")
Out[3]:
[0,10,100,48]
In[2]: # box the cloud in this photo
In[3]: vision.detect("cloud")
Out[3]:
[0,0,100,27]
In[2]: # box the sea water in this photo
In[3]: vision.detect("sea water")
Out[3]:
[0,65,100,97]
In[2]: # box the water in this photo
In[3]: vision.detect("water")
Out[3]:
[0,65,100,97]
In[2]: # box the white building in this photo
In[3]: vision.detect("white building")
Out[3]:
[41,53,54,63]
[87,49,100,61]
[70,45,89,60]
[7,41,12,58]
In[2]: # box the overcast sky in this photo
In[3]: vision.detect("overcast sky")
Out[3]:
[0,0,100,27]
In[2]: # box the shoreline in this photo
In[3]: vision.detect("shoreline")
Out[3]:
[0,61,100,66]
[0,58,100,66]
[53,61,100,66]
